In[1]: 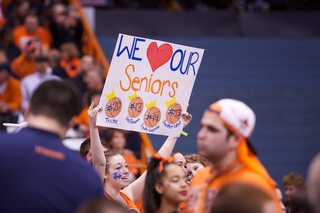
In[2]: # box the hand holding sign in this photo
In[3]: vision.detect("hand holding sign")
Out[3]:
[97,33,204,137]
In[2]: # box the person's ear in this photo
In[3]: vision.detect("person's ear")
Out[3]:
[228,133,241,150]
[104,169,109,180]
[155,182,164,194]
[24,103,30,118]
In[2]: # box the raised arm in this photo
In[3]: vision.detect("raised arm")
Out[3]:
[123,112,192,201]
[88,101,106,182]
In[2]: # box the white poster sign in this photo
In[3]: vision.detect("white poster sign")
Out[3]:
[97,33,204,137]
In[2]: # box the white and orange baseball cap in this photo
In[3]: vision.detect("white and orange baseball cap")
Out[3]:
[207,98,256,139]
[208,99,277,188]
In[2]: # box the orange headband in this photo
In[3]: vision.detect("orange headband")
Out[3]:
[154,153,174,172]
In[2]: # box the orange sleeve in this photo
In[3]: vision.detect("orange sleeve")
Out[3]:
[0,77,22,111]
[75,107,89,125]
[10,54,24,73]
[187,167,281,213]
[38,27,52,47]
[13,26,24,49]
[10,54,36,79]
[13,26,52,50]
[135,196,144,213]
[8,78,22,111]
[119,191,140,212]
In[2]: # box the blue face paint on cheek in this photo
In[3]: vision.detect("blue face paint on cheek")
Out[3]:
[113,170,122,180]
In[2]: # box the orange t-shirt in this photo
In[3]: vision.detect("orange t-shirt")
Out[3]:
[180,201,187,213]
[13,25,52,50]
[75,106,89,137]
[186,165,281,213]
[0,77,22,111]
[10,54,36,79]
[135,196,144,213]
[75,107,89,126]
[60,58,81,78]
[107,191,140,213]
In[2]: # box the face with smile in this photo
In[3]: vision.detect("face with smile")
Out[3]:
[106,154,130,189]
[283,185,297,202]
[155,164,189,205]
[186,162,205,183]
[197,110,238,163]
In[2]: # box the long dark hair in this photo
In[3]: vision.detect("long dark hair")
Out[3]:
[143,155,173,213]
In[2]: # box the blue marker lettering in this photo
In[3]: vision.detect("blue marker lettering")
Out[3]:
[116,35,145,61]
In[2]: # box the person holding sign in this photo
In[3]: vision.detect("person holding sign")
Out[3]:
[88,100,192,212]
[96,34,204,138]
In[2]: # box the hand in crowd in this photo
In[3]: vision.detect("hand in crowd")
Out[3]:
[88,99,102,128]
[182,112,192,128]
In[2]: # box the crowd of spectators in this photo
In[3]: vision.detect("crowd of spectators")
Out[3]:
[0,0,144,160]
[0,0,96,132]
[1,2,319,213]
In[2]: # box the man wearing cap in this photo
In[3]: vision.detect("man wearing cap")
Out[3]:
[21,55,60,112]
[0,63,22,131]
[186,99,280,213]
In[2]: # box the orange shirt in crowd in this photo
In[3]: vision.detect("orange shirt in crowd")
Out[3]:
[107,191,140,213]
[75,107,89,125]
[0,17,6,27]
[13,25,52,50]
[186,165,281,213]
[0,77,22,111]
[135,196,144,213]
[10,54,36,79]
[75,106,107,138]
[60,58,81,78]
[75,106,90,138]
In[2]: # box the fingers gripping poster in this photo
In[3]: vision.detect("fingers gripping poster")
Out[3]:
[97,33,204,137]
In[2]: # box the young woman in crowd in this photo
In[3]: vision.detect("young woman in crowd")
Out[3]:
[184,153,210,183]
[88,101,192,212]
[143,153,189,213]
[104,128,139,183]
[171,150,187,174]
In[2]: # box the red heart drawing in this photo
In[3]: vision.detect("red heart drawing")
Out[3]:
[147,42,173,72]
